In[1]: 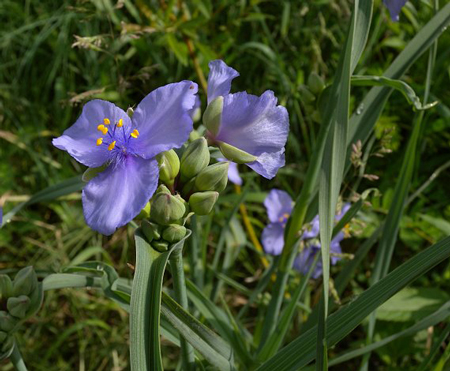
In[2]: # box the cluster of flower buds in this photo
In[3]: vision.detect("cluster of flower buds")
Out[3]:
[0,267,43,359]
[298,72,326,123]
[143,136,230,250]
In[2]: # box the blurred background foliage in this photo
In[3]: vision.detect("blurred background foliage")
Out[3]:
[1,0,450,369]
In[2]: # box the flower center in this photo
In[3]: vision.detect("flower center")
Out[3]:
[95,117,140,153]
[278,213,290,225]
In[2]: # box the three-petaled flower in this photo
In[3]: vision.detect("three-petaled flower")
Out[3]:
[53,81,198,235]
[204,60,289,179]
[261,189,350,278]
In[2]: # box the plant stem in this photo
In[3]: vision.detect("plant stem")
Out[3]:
[170,248,195,370]
[10,342,28,371]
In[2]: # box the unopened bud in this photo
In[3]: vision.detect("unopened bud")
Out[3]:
[127,107,134,118]
[180,138,210,180]
[150,193,186,225]
[0,275,13,299]
[12,267,37,297]
[299,84,315,103]
[203,96,223,137]
[307,72,325,95]
[218,142,257,164]
[195,162,229,192]
[7,296,30,319]
[157,150,180,185]
[137,202,151,219]
[189,191,219,215]
[0,312,16,332]
[152,240,169,252]
[141,220,161,242]
[162,225,187,243]
[156,184,171,195]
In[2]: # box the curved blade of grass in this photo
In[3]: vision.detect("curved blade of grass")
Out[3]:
[329,301,450,366]
[256,235,450,371]
[351,75,438,110]
[130,229,191,371]
[1,176,84,227]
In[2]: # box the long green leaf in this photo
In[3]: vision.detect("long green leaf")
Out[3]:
[129,229,191,371]
[351,75,438,111]
[256,235,450,370]
[329,301,450,366]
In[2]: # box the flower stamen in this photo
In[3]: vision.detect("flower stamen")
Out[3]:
[96,138,103,146]
[117,119,123,127]
[103,118,111,125]
[108,141,116,151]
[130,129,140,138]
[97,124,108,135]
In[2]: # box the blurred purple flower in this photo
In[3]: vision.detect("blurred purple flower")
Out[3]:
[384,0,408,21]
[261,189,350,278]
[206,60,289,179]
[53,81,198,235]
[261,189,293,255]
[218,158,243,186]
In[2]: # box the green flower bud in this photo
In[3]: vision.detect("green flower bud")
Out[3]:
[218,142,257,164]
[156,184,171,195]
[141,220,161,242]
[195,162,229,193]
[180,138,210,180]
[12,267,37,297]
[191,106,202,123]
[152,240,169,252]
[157,150,180,185]
[0,275,13,300]
[189,130,202,141]
[162,225,187,243]
[203,96,223,137]
[307,72,325,95]
[189,191,219,216]
[150,193,186,225]
[7,296,30,319]
[0,311,16,332]
[298,84,315,103]
[127,107,134,118]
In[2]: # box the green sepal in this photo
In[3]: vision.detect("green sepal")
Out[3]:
[194,162,229,193]
[189,191,219,216]
[150,193,186,226]
[218,141,257,164]
[7,296,30,319]
[12,267,37,297]
[0,275,13,299]
[162,225,187,243]
[157,149,180,185]
[82,164,107,182]
[180,138,210,180]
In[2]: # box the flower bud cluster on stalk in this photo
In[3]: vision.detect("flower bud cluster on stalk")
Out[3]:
[0,267,43,359]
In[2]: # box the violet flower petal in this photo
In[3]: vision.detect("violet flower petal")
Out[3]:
[264,189,293,224]
[53,100,130,167]
[82,156,159,235]
[217,91,289,179]
[383,0,408,21]
[207,60,239,104]
[261,222,285,255]
[301,215,320,240]
[131,81,198,159]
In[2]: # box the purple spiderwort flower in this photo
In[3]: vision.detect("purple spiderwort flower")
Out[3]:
[53,81,198,235]
[383,0,408,21]
[262,189,350,278]
[205,60,289,179]
[218,158,243,186]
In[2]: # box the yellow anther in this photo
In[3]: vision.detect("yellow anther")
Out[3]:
[131,129,140,138]
[117,119,123,127]
[96,138,103,146]
[108,141,116,151]
[104,118,111,125]
[97,124,108,135]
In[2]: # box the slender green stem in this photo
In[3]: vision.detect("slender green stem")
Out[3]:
[10,342,28,371]
[170,248,195,370]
